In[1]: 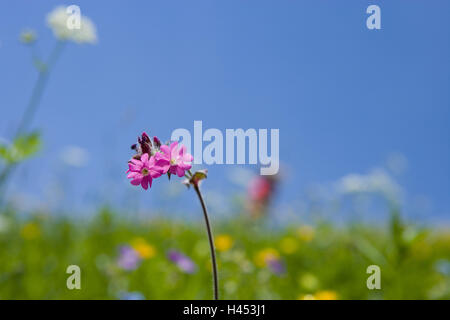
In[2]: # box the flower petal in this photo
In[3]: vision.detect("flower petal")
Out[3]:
[127,172,141,179]
[147,155,153,165]
[176,166,185,177]
[141,177,149,190]
[170,142,179,158]
[179,145,186,156]
[131,178,142,186]
[182,153,193,163]
[160,145,170,155]
[128,163,141,172]
[141,153,149,163]
[150,168,162,178]
[179,162,192,170]
[130,158,141,165]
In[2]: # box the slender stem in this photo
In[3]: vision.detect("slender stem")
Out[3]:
[14,71,48,137]
[193,184,219,300]
[15,40,65,137]
[0,41,66,204]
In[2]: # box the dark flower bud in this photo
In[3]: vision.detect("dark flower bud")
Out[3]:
[153,136,162,148]
[139,132,152,155]
[142,132,151,143]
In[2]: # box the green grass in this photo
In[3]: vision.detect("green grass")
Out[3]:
[0,208,448,299]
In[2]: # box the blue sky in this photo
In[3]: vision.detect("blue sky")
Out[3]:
[0,1,449,222]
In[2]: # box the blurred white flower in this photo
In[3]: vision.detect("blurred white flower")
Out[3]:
[60,146,89,167]
[47,6,97,44]
[336,168,402,204]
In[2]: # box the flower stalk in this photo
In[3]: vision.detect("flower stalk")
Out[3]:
[15,40,66,137]
[192,179,219,300]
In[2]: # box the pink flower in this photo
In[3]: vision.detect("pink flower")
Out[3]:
[248,176,272,202]
[126,153,163,190]
[156,141,193,177]
[246,174,278,218]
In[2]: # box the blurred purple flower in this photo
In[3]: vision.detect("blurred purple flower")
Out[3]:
[117,245,141,271]
[167,249,197,274]
[267,258,286,276]
[118,291,145,300]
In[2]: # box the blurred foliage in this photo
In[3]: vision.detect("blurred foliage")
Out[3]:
[0,208,448,300]
[0,133,41,165]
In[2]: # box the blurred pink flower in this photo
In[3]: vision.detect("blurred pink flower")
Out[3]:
[156,141,193,177]
[247,175,278,218]
[126,153,163,190]
[249,176,272,202]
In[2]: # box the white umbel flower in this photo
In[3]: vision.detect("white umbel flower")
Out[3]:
[47,6,97,44]
[336,168,402,204]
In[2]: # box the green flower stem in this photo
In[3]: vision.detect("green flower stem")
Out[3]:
[15,40,65,137]
[0,41,65,204]
[193,183,219,300]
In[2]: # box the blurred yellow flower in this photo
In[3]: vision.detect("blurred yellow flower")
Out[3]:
[254,248,280,267]
[21,222,41,240]
[131,237,156,259]
[297,294,316,300]
[315,290,338,300]
[215,234,233,252]
[296,225,315,242]
[280,237,299,254]
[298,273,319,291]
[20,29,37,44]
[297,290,338,300]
